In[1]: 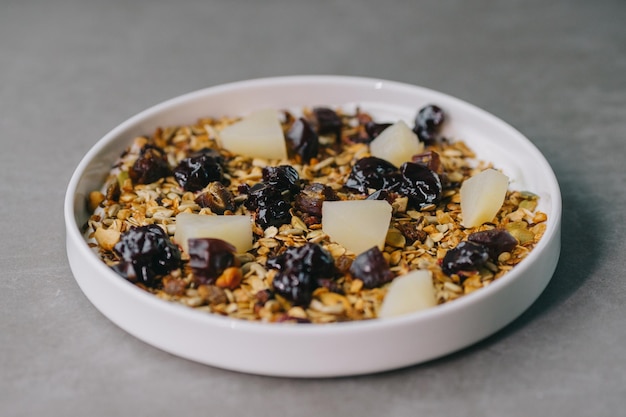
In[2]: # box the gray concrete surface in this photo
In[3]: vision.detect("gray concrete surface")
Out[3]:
[1,0,625,416]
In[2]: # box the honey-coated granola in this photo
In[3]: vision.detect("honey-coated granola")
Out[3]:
[86,106,547,323]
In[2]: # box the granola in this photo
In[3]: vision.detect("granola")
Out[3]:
[86,105,547,323]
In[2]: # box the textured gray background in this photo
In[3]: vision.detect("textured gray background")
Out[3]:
[1,0,625,416]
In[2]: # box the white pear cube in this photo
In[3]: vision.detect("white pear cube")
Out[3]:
[322,200,392,255]
[378,269,436,318]
[174,213,253,254]
[369,120,424,167]
[218,109,288,160]
[460,168,509,228]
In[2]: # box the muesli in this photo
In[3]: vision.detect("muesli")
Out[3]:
[85,105,547,323]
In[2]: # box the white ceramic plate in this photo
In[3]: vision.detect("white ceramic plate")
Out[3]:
[64,76,561,377]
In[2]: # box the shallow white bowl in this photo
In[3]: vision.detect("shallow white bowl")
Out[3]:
[65,75,561,377]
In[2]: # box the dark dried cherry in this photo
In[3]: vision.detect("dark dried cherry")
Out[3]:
[267,243,337,306]
[112,224,181,287]
[397,162,442,209]
[286,118,319,163]
[129,145,171,185]
[244,183,292,228]
[173,148,224,192]
[349,246,394,289]
[468,229,518,260]
[262,165,301,194]
[414,104,445,145]
[441,241,489,277]
[187,238,236,285]
[364,121,392,141]
[344,157,401,194]
[313,107,342,139]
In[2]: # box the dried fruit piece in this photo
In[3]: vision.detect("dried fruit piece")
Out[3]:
[313,107,342,139]
[188,238,237,285]
[219,109,288,160]
[112,224,181,287]
[262,165,301,194]
[174,212,252,253]
[397,162,442,209]
[244,184,292,228]
[286,118,319,163]
[322,200,392,255]
[349,246,394,289]
[413,104,445,145]
[468,229,518,259]
[460,169,509,228]
[369,120,424,167]
[344,156,400,194]
[195,182,235,214]
[267,243,337,306]
[378,270,436,318]
[441,241,489,277]
[129,145,171,185]
[294,182,339,217]
[173,148,224,192]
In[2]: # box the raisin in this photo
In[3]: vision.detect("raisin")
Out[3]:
[286,118,319,163]
[349,246,394,289]
[468,229,518,260]
[397,162,442,209]
[294,182,338,217]
[173,148,224,192]
[344,157,401,194]
[441,241,489,277]
[188,238,236,286]
[129,145,171,185]
[414,104,445,145]
[195,182,235,214]
[112,224,181,287]
[267,243,337,306]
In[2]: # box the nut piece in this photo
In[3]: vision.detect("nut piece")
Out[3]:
[88,191,105,212]
[94,227,121,251]
[215,267,243,290]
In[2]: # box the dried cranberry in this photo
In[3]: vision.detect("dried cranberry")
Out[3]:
[129,145,171,185]
[286,118,319,163]
[112,224,181,287]
[173,148,224,192]
[349,246,394,289]
[345,157,401,194]
[313,107,342,139]
[414,104,445,145]
[188,238,236,285]
[397,162,442,209]
[194,182,235,214]
[468,229,518,260]
[267,243,337,306]
[294,183,339,217]
[262,165,301,194]
[441,241,489,276]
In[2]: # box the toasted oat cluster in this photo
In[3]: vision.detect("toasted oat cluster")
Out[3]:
[86,105,547,323]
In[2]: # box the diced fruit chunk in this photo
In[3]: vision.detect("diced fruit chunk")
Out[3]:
[460,169,509,228]
[378,270,436,318]
[322,200,392,255]
[369,120,424,167]
[218,109,288,160]
[174,213,253,253]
